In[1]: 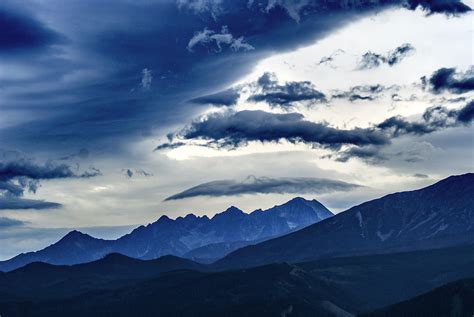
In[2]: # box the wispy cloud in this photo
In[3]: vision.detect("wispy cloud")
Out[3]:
[190,88,240,106]
[187,26,254,52]
[0,217,26,228]
[330,84,390,102]
[165,175,362,200]
[0,198,61,210]
[357,43,415,70]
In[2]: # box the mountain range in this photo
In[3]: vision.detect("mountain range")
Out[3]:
[0,197,332,272]
[217,173,474,268]
[0,173,473,316]
[1,243,473,316]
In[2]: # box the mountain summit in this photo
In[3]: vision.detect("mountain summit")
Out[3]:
[0,197,332,272]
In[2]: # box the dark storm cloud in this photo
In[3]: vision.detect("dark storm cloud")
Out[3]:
[376,116,436,136]
[0,217,26,228]
[190,88,240,106]
[0,6,65,54]
[406,0,471,14]
[336,100,474,162]
[159,100,473,164]
[3,0,467,156]
[422,67,474,94]
[0,153,101,209]
[0,159,101,182]
[377,100,474,137]
[164,176,362,200]
[358,43,415,70]
[457,100,474,123]
[248,72,327,108]
[158,110,389,150]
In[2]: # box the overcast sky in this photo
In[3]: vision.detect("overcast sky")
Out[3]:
[0,0,473,260]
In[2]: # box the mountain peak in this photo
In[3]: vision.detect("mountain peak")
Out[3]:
[62,230,90,240]
[225,206,244,214]
[157,215,172,223]
[287,197,312,204]
[184,213,198,220]
[211,206,245,220]
[280,197,329,213]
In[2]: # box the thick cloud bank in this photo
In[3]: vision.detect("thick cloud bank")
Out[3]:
[159,110,388,149]
[1,0,469,155]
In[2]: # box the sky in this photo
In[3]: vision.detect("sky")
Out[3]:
[0,0,473,260]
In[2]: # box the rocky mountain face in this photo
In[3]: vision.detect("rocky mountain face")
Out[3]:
[217,173,474,269]
[0,197,332,272]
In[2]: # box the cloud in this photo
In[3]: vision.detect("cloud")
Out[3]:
[187,25,254,52]
[0,153,101,209]
[157,109,389,150]
[0,198,61,210]
[1,0,468,157]
[377,100,474,137]
[158,99,473,166]
[190,88,240,106]
[317,49,345,67]
[406,0,471,14]
[177,0,223,20]
[330,84,388,102]
[333,145,388,163]
[253,0,471,22]
[154,142,188,151]
[262,0,311,22]
[0,6,65,54]
[335,100,474,163]
[164,175,362,200]
[358,43,415,70]
[0,159,101,183]
[457,100,474,123]
[247,72,327,108]
[0,217,26,228]
[141,68,153,90]
[422,67,474,94]
[58,148,90,161]
[122,168,153,178]
[413,173,429,178]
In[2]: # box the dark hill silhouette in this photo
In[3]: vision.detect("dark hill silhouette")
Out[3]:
[1,244,473,316]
